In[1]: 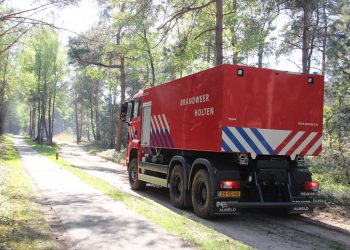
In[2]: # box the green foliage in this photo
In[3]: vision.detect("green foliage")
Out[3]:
[322,2,350,184]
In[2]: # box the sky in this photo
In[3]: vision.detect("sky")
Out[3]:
[7,0,99,44]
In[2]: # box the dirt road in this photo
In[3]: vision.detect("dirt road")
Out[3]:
[57,140,350,250]
[14,138,192,250]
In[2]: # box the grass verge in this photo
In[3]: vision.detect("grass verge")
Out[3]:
[25,138,252,250]
[0,135,55,250]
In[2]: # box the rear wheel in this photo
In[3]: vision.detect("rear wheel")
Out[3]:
[191,169,213,218]
[128,158,146,190]
[169,164,188,208]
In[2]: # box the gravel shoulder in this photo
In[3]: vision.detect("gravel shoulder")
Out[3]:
[56,140,350,250]
[14,138,193,250]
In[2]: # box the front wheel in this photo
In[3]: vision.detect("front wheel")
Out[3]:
[128,158,146,190]
[191,169,213,219]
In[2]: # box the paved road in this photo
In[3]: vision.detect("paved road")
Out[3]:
[56,140,350,250]
[14,138,192,250]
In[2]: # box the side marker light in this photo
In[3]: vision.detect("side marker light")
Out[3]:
[237,68,244,77]
[307,77,314,84]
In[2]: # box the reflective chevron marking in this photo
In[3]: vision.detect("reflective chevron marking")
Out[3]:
[128,127,136,141]
[222,127,322,158]
[150,114,174,148]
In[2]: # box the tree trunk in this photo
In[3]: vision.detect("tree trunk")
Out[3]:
[47,94,52,144]
[87,108,90,141]
[206,40,211,63]
[115,57,126,151]
[90,101,96,141]
[115,4,126,152]
[79,106,83,141]
[30,101,36,139]
[51,80,57,143]
[258,44,263,68]
[37,97,42,144]
[302,2,312,73]
[95,100,101,141]
[215,0,223,66]
[94,82,101,141]
[0,53,9,135]
[29,105,32,137]
[231,0,238,64]
[74,101,80,143]
[142,24,156,87]
[321,0,328,75]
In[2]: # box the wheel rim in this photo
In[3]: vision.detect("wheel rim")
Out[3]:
[196,182,207,207]
[130,164,137,184]
[173,175,182,197]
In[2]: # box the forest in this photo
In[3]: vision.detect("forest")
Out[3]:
[0,0,349,190]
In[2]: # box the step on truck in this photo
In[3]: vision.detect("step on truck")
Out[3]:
[120,64,325,218]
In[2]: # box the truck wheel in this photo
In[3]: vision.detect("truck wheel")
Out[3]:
[191,169,213,219]
[169,164,188,208]
[128,158,146,190]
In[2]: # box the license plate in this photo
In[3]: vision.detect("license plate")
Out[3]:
[217,191,240,198]
[289,206,312,213]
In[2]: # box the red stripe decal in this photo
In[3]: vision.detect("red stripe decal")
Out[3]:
[312,145,322,156]
[275,130,297,154]
[286,132,309,156]
[300,133,320,155]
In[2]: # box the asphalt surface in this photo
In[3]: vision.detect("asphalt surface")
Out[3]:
[56,140,350,250]
[14,137,193,250]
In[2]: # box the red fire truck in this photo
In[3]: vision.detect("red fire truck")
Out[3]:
[120,64,325,218]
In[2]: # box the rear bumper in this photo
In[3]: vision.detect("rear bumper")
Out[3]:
[214,200,326,214]
[224,201,326,208]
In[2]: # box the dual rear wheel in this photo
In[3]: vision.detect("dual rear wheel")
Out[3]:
[170,166,212,218]
[128,158,213,218]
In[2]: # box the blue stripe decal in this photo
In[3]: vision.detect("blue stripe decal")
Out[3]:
[153,130,160,147]
[236,127,262,155]
[221,140,232,152]
[156,130,165,147]
[150,132,155,146]
[165,129,175,148]
[251,128,275,155]
[160,130,170,148]
[222,127,247,152]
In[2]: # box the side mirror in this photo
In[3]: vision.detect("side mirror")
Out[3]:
[119,102,128,122]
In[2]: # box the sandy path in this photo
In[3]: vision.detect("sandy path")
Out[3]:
[14,138,193,250]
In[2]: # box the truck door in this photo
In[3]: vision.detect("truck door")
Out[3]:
[141,102,152,146]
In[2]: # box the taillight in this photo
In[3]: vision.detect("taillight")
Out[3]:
[220,181,240,189]
[305,182,319,192]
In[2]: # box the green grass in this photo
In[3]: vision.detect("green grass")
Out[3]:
[0,135,55,250]
[26,138,253,250]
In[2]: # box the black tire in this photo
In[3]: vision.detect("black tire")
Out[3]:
[128,158,146,190]
[169,164,189,208]
[191,169,213,219]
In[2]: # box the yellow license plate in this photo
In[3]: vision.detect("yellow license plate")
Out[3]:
[218,191,240,198]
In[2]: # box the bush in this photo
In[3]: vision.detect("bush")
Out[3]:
[306,144,350,207]
[97,148,126,164]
